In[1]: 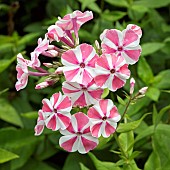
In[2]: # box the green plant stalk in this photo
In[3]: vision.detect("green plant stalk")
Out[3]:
[114,133,128,159]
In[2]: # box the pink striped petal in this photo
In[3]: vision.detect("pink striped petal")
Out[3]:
[80,135,98,153]
[104,122,116,137]
[88,107,102,119]
[94,74,110,88]
[112,76,125,91]
[57,96,71,111]
[124,48,141,63]
[90,123,102,138]
[58,113,71,130]
[99,99,108,116]
[60,136,77,152]
[42,99,53,112]
[62,50,79,65]
[46,115,57,131]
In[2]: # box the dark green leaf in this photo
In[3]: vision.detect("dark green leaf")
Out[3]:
[117,95,126,106]
[0,98,23,127]
[104,0,129,7]
[141,42,165,56]
[137,57,154,84]
[88,152,121,170]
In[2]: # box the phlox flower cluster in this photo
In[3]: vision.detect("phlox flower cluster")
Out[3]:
[16,10,142,154]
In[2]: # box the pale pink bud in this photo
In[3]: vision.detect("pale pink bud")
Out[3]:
[139,87,148,95]
[55,67,63,74]
[43,63,53,68]
[35,81,54,89]
[130,77,135,94]
[95,40,100,50]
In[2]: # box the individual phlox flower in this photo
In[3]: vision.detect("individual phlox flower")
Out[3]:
[59,112,99,154]
[100,27,142,64]
[94,54,130,92]
[61,43,98,85]
[42,92,72,131]
[87,99,121,138]
[126,24,142,38]
[62,80,103,107]
[15,53,30,91]
[34,110,45,136]
[47,25,64,42]
[56,10,93,37]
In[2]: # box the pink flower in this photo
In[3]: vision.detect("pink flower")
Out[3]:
[126,24,142,38]
[42,92,72,131]
[56,10,93,37]
[34,110,45,136]
[15,53,29,91]
[59,112,98,154]
[101,27,142,64]
[62,80,103,107]
[47,25,64,42]
[94,54,130,92]
[88,99,121,138]
[61,43,98,85]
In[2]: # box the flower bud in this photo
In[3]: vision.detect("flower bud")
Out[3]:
[130,77,135,94]
[139,87,148,95]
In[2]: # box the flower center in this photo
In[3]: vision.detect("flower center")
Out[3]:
[118,46,123,51]
[102,116,107,121]
[110,69,115,74]
[82,87,87,91]
[53,109,57,113]
[77,132,83,135]
[80,62,85,68]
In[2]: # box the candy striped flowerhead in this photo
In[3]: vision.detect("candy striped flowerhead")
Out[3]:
[100,26,142,65]
[88,99,121,138]
[61,43,98,85]
[94,54,130,92]
[42,92,72,131]
[59,112,99,154]
[62,80,103,107]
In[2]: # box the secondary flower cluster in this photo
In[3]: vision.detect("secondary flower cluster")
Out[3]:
[15,10,142,154]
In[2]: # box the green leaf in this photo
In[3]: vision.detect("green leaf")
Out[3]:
[146,87,160,102]
[117,113,150,133]
[21,111,38,119]
[87,2,101,13]
[18,32,41,46]
[0,88,9,96]
[144,151,161,170]
[88,152,121,170]
[101,88,110,99]
[153,70,170,89]
[152,124,170,169]
[134,0,170,8]
[117,95,126,106]
[104,0,129,8]
[0,56,16,73]
[18,158,56,170]
[141,42,165,56]
[102,10,127,22]
[0,99,23,127]
[118,131,134,154]
[80,163,90,170]
[137,57,154,84]
[0,148,19,164]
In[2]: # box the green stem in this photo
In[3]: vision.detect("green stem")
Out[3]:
[114,133,128,159]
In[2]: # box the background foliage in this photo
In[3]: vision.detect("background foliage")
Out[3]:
[0,0,170,169]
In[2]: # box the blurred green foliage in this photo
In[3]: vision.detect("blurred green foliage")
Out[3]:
[0,0,170,169]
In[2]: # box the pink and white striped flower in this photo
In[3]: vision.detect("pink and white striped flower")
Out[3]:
[47,25,64,42]
[42,92,72,131]
[61,43,98,85]
[56,10,93,37]
[100,27,142,64]
[59,112,98,154]
[94,54,130,92]
[88,99,121,138]
[62,80,103,107]
[15,53,30,91]
[34,110,45,136]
